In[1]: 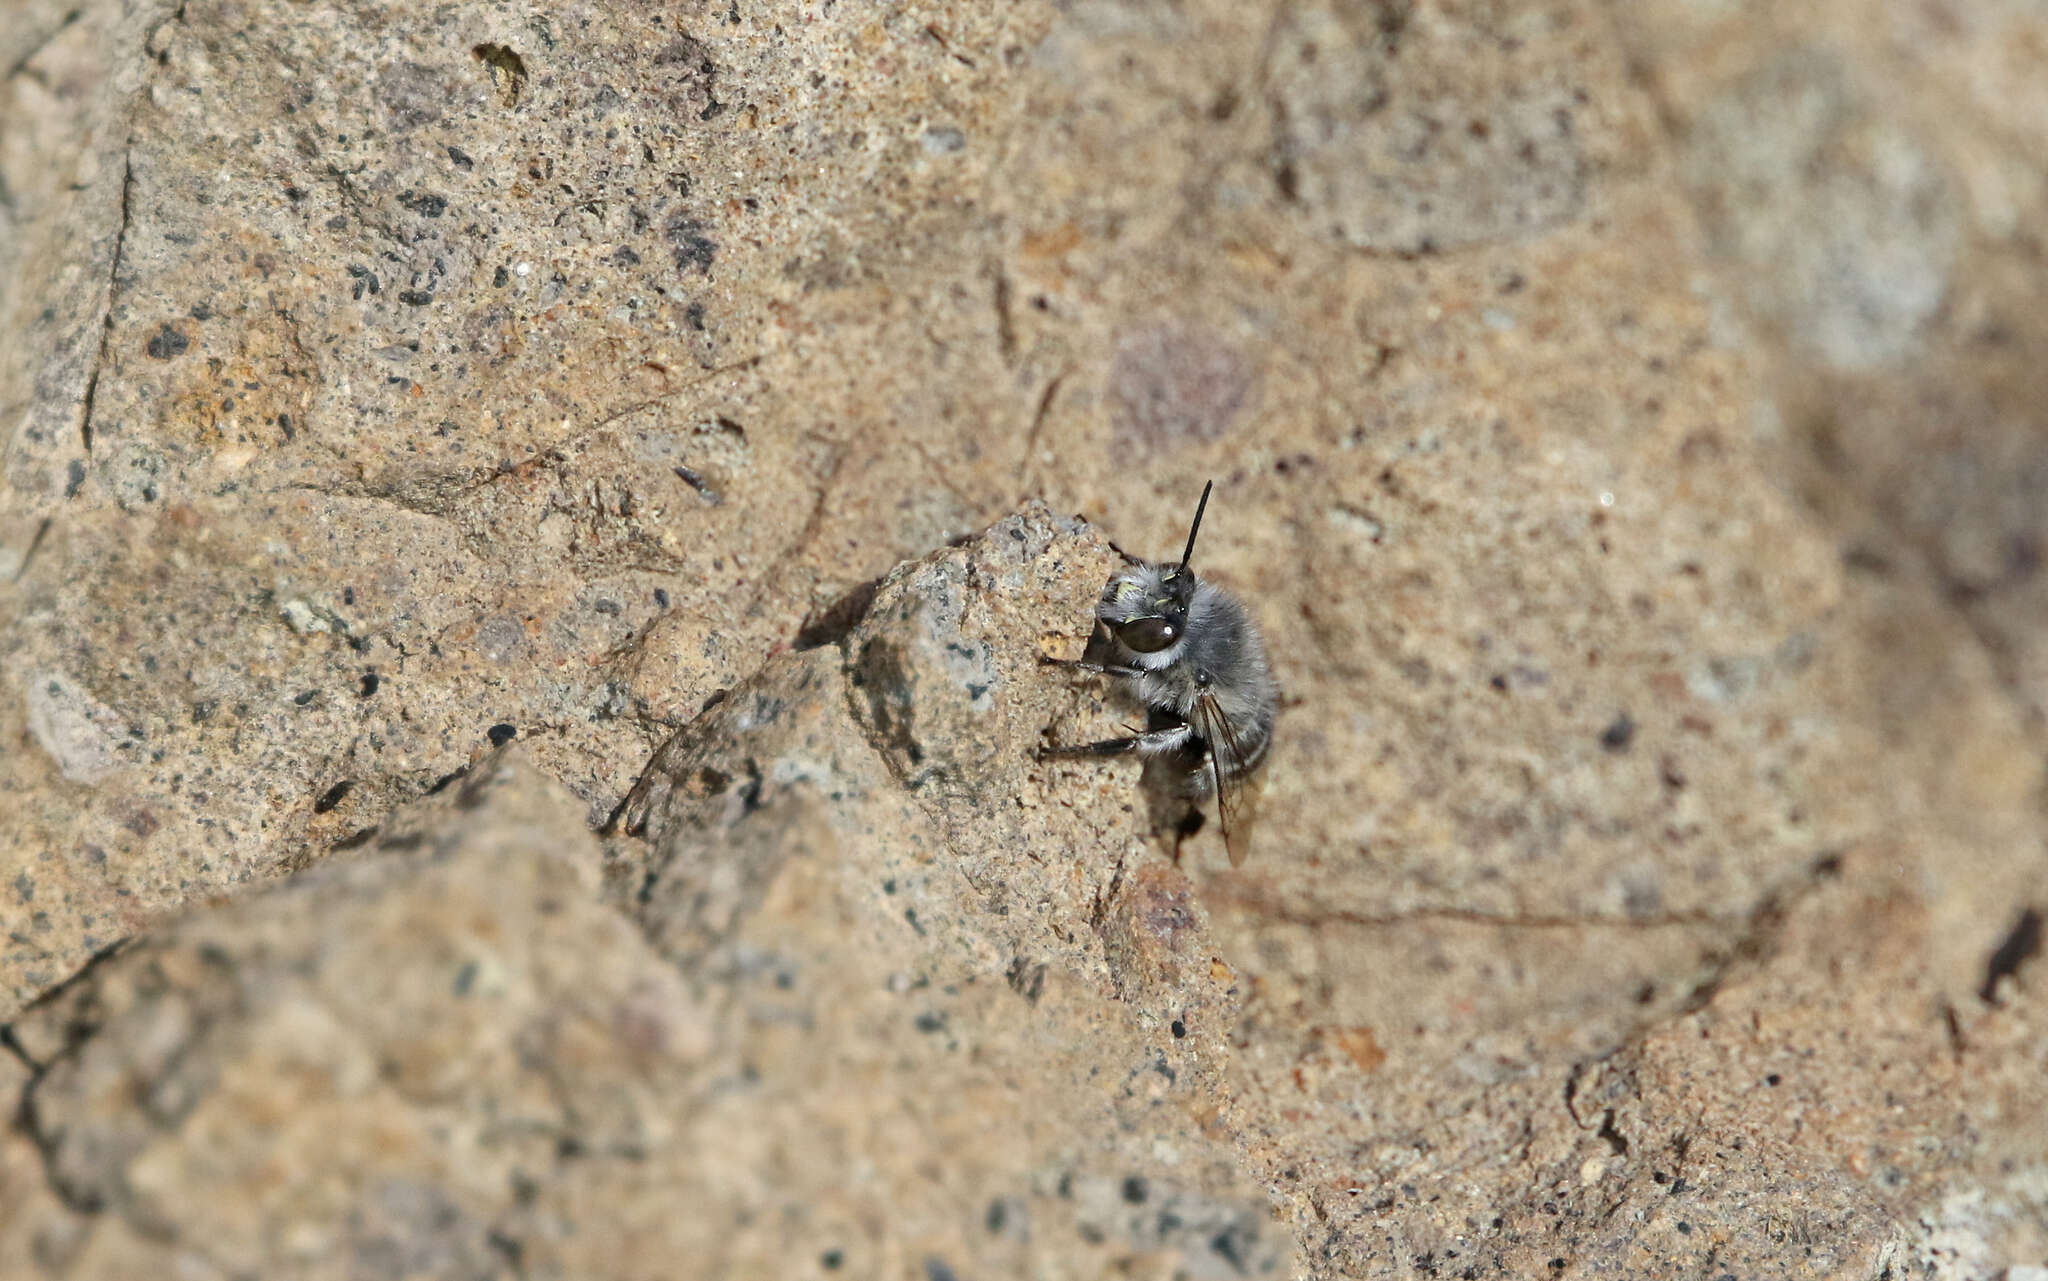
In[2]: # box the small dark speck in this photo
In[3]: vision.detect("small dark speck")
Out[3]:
[1122,1176,1149,1204]
[667,214,717,272]
[1489,674,1509,693]
[593,598,621,615]
[904,906,926,936]
[360,672,381,697]
[447,145,474,168]
[685,301,707,330]
[1676,1222,1693,1236]
[1668,1177,1688,1195]
[882,878,897,895]
[1212,1228,1250,1272]
[293,689,318,706]
[924,1260,959,1281]
[654,587,670,608]
[1843,544,1892,575]
[486,1230,522,1268]
[493,265,510,287]
[820,1250,843,1271]
[487,723,517,747]
[674,464,720,502]
[986,1200,1007,1234]
[145,324,189,359]
[314,779,354,813]
[1765,1073,1782,1086]
[342,586,355,605]
[914,1010,945,1034]
[398,289,434,307]
[1170,1019,1186,1038]
[1600,713,1635,752]
[453,960,479,995]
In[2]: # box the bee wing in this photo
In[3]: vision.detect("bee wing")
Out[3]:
[1193,691,1264,867]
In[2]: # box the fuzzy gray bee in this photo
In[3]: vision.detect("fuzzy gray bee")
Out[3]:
[1040,481,1278,865]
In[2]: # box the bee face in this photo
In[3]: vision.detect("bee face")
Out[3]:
[1099,565,1197,661]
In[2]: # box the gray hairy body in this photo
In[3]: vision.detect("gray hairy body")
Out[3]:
[1095,564,1278,797]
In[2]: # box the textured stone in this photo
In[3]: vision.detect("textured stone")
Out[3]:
[1265,2,1593,253]
[1,579,1293,1277]
[1612,0,2048,741]
[5,756,715,1279]
[5,0,2048,1276]
[1677,47,1958,372]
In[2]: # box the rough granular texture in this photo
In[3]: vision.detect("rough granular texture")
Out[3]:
[5,0,2048,1276]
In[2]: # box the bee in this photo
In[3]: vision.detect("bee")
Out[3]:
[1040,480,1278,865]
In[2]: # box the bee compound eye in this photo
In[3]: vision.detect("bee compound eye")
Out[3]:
[1118,617,1179,653]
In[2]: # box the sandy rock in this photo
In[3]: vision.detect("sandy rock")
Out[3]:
[1612,0,2048,737]
[5,756,710,1280]
[4,0,2048,1275]
[0,499,2044,1276]
[1265,2,1591,254]
[1,524,1293,1277]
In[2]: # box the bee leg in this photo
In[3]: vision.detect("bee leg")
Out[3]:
[1036,726,1189,759]
[1038,656,1147,679]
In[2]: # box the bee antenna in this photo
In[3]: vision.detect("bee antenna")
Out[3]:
[1179,479,1214,569]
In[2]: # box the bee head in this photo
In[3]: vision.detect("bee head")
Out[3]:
[1098,563,1198,661]
[1095,482,1217,664]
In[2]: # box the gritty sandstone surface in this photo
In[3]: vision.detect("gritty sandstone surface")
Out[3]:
[2,0,2047,1277]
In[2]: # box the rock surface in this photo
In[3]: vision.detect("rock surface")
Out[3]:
[2,0,2046,1277]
